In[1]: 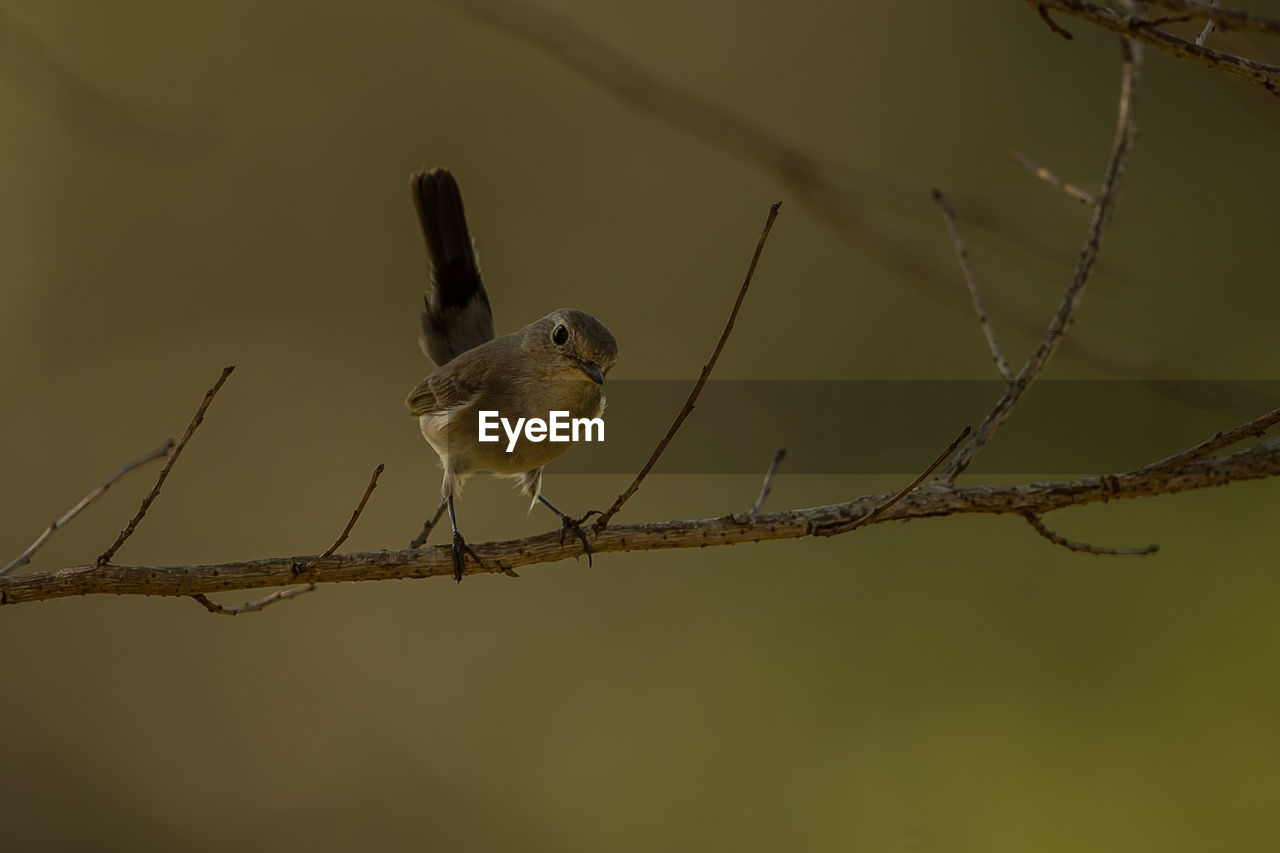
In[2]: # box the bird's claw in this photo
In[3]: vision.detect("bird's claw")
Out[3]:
[450,531,482,582]
[559,510,601,566]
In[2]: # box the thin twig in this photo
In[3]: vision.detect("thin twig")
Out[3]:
[595,201,781,527]
[1009,150,1099,206]
[932,190,1015,382]
[313,464,385,563]
[1140,405,1280,474]
[940,38,1143,483]
[829,425,972,534]
[190,463,385,616]
[190,585,317,616]
[1039,3,1076,38]
[1196,18,1216,44]
[1024,0,1280,96]
[1195,0,1218,45]
[409,498,448,549]
[749,448,787,515]
[1023,511,1158,555]
[1,440,174,576]
[97,366,236,565]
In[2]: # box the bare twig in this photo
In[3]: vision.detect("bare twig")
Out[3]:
[409,498,448,549]
[1025,0,1280,96]
[940,38,1143,483]
[190,463,385,616]
[5,430,1276,606]
[833,425,972,534]
[595,201,781,527]
[1038,3,1076,39]
[1022,511,1159,555]
[1139,404,1280,473]
[1009,150,1099,206]
[749,448,787,515]
[97,366,236,565]
[1194,0,1219,45]
[1,440,174,576]
[1147,0,1280,36]
[190,584,317,616]
[313,464,385,563]
[932,190,1015,382]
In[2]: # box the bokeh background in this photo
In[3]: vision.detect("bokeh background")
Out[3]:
[2,1,1279,849]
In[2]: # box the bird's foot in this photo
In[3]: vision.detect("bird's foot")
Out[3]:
[450,530,483,582]
[559,510,601,567]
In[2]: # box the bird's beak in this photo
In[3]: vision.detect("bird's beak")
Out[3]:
[575,359,605,385]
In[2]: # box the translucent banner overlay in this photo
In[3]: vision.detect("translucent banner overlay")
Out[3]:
[435,380,1279,476]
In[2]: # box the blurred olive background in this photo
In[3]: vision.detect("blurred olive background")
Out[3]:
[3,1,1280,849]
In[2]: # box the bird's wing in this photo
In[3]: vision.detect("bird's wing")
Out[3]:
[411,168,496,366]
[404,345,492,417]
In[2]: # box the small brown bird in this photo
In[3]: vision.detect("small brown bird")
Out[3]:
[405,168,618,581]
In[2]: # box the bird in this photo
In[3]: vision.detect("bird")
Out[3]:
[404,167,619,581]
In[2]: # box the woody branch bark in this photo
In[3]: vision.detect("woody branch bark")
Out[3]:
[2,420,1276,607]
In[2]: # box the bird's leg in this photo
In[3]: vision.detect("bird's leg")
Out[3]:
[409,497,448,549]
[537,494,601,566]
[446,495,482,582]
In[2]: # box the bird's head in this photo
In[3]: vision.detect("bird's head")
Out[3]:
[526,309,619,385]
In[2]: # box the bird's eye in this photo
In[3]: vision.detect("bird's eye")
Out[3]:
[552,324,569,345]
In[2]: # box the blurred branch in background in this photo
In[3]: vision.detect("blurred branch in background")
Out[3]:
[0,7,212,157]
[432,0,1275,414]
[1008,151,1099,207]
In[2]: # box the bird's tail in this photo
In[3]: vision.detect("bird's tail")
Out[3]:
[411,168,495,365]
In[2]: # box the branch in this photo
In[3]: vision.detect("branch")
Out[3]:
[940,38,1143,483]
[1022,511,1159,555]
[595,201,781,527]
[1146,0,1280,36]
[1025,0,1280,96]
[4,429,1277,607]
[97,365,236,565]
[932,189,1015,382]
[1,440,174,576]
